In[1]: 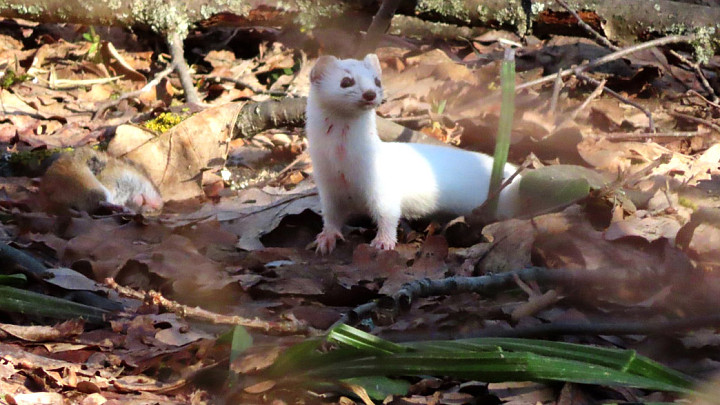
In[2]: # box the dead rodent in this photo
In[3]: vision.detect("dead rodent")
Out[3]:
[40,148,163,214]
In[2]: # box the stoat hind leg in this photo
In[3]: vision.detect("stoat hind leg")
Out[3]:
[369,196,402,251]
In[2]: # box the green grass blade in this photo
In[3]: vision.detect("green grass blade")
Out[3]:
[329,323,409,354]
[487,48,516,216]
[0,274,27,287]
[342,376,411,400]
[262,325,698,395]
[303,350,691,394]
[443,338,695,389]
[230,325,253,364]
[0,285,108,323]
[227,326,253,387]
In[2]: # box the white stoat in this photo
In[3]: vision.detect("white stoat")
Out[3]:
[306,54,522,254]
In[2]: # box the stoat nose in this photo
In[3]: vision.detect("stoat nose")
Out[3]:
[362,90,376,101]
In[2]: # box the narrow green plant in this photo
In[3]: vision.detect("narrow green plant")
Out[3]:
[0,285,108,323]
[82,26,101,61]
[1,69,30,89]
[487,48,516,216]
[258,324,699,400]
[0,274,27,287]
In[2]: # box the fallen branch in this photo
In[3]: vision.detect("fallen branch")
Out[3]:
[231,96,446,146]
[105,278,320,336]
[517,35,696,91]
[555,0,619,51]
[670,111,720,135]
[337,266,662,328]
[596,131,708,142]
[669,50,720,104]
[379,314,720,341]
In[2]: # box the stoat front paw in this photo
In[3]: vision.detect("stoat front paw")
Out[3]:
[370,234,396,251]
[316,229,344,255]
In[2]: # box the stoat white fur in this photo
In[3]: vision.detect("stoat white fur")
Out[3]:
[306,54,522,254]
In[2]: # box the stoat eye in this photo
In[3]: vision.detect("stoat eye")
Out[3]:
[375,77,381,87]
[340,77,355,88]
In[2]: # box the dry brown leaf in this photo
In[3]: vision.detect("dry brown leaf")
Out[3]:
[488,381,555,404]
[152,314,213,346]
[109,102,240,202]
[0,320,83,342]
[8,392,64,405]
[180,184,319,251]
[604,215,682,243]
[478,218,536,273]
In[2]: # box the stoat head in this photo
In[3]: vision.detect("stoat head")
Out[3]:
[309,54,383,116]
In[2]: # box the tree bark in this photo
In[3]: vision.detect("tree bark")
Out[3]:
[410,0,719,52]
[232,97,445,145]
[0,0,296,32]
[3,0,719,53]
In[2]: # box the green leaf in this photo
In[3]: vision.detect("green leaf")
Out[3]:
[230,325,253,364]
[0,274,27,287]
[260,325,698,396]
[410,338,694,390]
[519,164,601,215]
[435,99,447,115]
[0,285,107,323]
[342,376,411,400]
[328,323,408,355]
[227,325,253,387]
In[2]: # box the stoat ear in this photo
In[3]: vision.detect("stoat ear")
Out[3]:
[310,55,337,83]
[364,54,382,76]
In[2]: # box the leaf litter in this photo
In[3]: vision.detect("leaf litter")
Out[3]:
[0,12,719,405]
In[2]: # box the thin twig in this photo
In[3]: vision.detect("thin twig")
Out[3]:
[206,76,288,97]
[548,68,563,117]
[603,153,672,192]
[594,131,708,141]
[105,278,319,336]
[669,50,720,103]
[687,89,720,110]
[566,78,605,123]
[670,110,720,134]
[167,30,201,105]
[93,66,173,120]
[510,290,560,321]
[343,266,677,327]
[387,114,433,124]
[577,72,655,132]
[555,0,619,51]
[517,35,695,91]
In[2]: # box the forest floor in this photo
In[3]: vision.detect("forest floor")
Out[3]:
[0,13,719,405]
